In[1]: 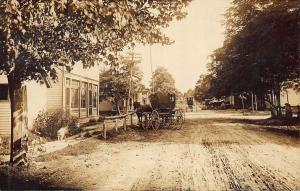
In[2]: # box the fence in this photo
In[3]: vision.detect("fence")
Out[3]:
[100,112,136,140]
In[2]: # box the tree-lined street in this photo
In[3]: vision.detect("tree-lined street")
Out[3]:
[0,0,299,190]
[1,111,299,190]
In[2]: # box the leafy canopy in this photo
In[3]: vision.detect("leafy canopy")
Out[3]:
[0,0,191,86]
[150,66,176,94]
[99,56,143,104]
[195,0,300,101]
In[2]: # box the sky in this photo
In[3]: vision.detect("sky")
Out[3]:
[134,0,231,93]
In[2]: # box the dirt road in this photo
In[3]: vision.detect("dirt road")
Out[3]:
[1,111,300,190]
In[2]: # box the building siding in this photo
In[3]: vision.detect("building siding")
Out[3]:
[0,65,99,137]
[47,69,64,112]
[0,75,10,136]
[26,81,48,129]
[0,101,11,136]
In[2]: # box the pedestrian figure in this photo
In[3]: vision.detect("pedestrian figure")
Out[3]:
[285,103,292,121]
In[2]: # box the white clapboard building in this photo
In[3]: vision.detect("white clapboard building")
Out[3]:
[0,64,100,137]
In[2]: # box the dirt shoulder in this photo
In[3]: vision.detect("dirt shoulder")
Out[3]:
[1,111,299,190]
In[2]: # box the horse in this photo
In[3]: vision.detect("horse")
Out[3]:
[133,101,152,127]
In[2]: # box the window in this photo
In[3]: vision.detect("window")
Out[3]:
[71,88,79,108]
[93,85,97,108]
[65,78,71,108]
[89,89,93,106]
[65,88,70,108]
[71,80,79,108]
[93,92,97,108]
[0,84,9,100]
[71,80,79,87]
[66,78,71,86]
[88,84,93,115]
[81,82,87,108]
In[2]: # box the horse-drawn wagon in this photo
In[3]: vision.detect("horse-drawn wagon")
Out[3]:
[134,92,184,130]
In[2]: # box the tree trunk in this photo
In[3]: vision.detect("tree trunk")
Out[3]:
[254,94,258,111]
[251,92,254,112]
[7,75,18,164]
[241,98,245,112]
[274,85,282,118]
[126,98,129,114]
[275,90,282,118]
[261,94,265,110]
[115,99,121,115]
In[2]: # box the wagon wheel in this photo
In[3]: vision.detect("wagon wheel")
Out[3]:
[173,110,184,130]
[151,110,160,131]
[141,112,150,130]
[181,109,186,122]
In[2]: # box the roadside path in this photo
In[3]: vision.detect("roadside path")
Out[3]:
[1,111,299,190]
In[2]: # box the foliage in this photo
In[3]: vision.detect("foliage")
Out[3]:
[195,0,300,103]
[150,66,176,95]
[0,0,191,147]
[184,89,194,98]
[0,0,191,87]
[0,137,10,155]
[32,110,78,140]
[99,55,143,112]
[194,74,212,102]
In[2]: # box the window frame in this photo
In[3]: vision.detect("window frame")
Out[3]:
[0,84,9,101]
[65,78,71,109]
[81,82,88,108]
[92,84,97,108]
[71,79,80,109]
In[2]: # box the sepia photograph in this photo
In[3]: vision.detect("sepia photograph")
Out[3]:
[0,0,299,190]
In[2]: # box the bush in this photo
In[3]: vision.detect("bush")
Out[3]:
[79,118,99,128]
[32,110,79,140]
[89,118,97,123]
[0,137,10,155]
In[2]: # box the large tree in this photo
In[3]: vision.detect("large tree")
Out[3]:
[1,0,191,86]
[196,0,299,114]
[150,66,176,94]
[0,0,191,161]
[194,74,212,102]
[99,56,143,114]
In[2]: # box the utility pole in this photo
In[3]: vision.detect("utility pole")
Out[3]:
[150,45,154,94]
[122,52,142,113]
[128,53,133,113]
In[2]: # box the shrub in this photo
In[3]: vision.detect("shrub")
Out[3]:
[80,118,99,128]
[89,118,97,123]
[0,137,10,155]
[32,110,79,140]
[98,116,105,122]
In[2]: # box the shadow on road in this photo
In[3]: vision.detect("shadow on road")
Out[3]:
[0,166,81,190]
[1,116,299,190]
[229,118,300,137]
[95,118,300,147]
